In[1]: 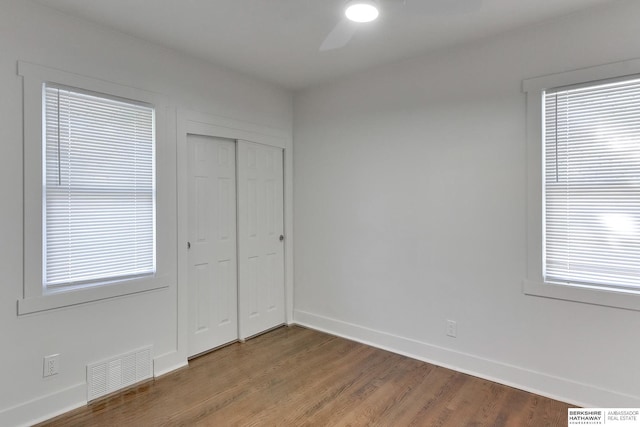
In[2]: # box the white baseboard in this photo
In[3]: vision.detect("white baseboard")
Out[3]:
[0,383,85,427]
[154,350,188,378]
[5,313,637,426]
[0,351,188,427]
[293,309,640,408]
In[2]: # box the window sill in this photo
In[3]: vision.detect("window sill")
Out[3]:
[17,275,170,315]
[523,279,640,312]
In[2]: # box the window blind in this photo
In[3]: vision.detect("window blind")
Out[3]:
[44,84,156,288]
[544,77,640,290]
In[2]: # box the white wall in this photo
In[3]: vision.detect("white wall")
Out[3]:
[293,0,640,407]
[0,1,292,425]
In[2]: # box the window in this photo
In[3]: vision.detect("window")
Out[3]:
[523,59,640,311]
[44,85,156,289]
[19,62,171,314]
[543,77,640,291]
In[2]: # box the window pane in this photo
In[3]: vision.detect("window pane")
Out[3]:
[44,85,156,287]
[543,77,640,289]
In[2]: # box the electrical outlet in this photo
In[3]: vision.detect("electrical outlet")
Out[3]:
[446,320,457,338]
[43,354,59,377]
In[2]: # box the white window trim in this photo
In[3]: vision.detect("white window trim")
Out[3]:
[523,58,640,311]
[18,62,172,315]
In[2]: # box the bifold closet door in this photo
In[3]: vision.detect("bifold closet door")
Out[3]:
[237,140,286,340]
[187,135,238,357]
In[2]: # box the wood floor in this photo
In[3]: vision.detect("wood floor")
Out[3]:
[39,326,572,426]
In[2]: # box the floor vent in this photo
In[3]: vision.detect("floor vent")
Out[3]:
[87,346,153,402]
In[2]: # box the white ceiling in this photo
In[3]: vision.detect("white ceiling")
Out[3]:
[36,0,617,89]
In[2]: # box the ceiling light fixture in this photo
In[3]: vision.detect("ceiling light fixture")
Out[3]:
[344,0,379,23]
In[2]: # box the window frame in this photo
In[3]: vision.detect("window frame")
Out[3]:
[19,62,171,315]
[523,58,640,311]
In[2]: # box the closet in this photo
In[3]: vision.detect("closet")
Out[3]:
[186,135,285,357]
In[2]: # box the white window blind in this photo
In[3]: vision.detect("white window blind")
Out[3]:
[544,76,640,290]
[44,84,156,289]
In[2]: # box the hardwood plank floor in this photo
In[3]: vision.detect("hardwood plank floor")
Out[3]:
[38,326,573,426]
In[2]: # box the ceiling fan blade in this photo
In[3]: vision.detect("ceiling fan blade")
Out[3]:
[320,19,358,51]
[389,0,483,15]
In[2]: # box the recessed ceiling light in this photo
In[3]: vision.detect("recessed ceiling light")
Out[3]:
[345,0,379,23]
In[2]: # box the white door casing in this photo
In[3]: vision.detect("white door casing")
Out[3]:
[237,140,286,339]
[187,135,238,357]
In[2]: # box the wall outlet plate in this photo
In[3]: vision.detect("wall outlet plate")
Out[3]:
[43,354,59,377]
[446,320,457,338]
